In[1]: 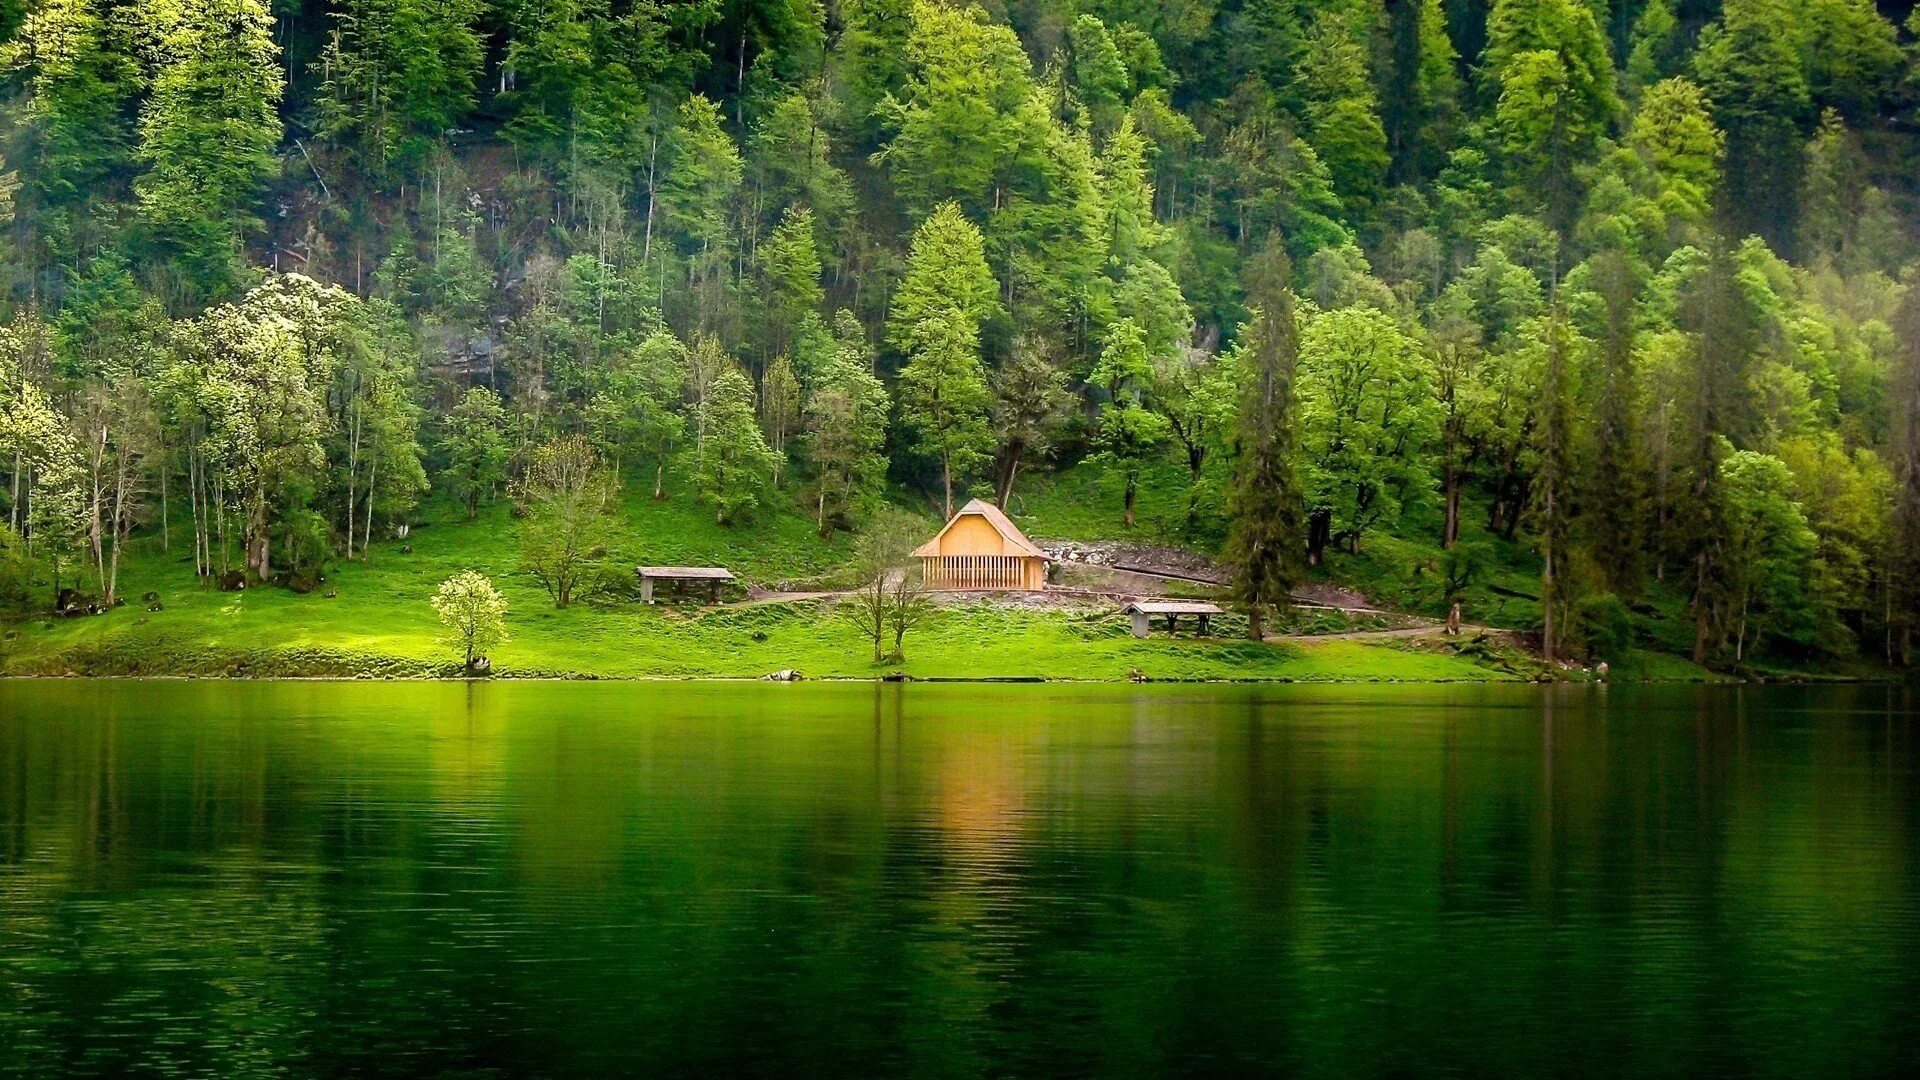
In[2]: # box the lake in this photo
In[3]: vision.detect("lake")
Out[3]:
[1,681,1917,1077]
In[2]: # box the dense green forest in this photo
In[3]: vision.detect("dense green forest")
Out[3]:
[5,0,1920,672]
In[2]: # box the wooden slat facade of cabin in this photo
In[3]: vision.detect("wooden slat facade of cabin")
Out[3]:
[919,554,1041,590]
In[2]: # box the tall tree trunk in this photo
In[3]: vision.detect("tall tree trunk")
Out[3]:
[941,450,954,520]
[1442,464,1460,548]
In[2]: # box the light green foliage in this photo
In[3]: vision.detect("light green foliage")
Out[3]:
[1483,0,1619,228]
[165,275,356,581]
[1719,448,1824,659]
[1087,317,1172,527]
[131,0,283,299]
[1297,15,1387,220]
[1624,77,1723,243]
[1067,14,1128,116]
[751,92,854,227]
[586,329,686,497]
[877,1,1039,213]
[690,366,778,526]
[431,568,507,668]
[0,0,135,265]
[1099,113,1165,266]
[332,299,428,558]
[989,337,1073,507]
[659,93,743,261]
[804,345,889,535]
[759,207,825,357]
[991,108,1109,338]
[318,0,485,177]
[886,202,1001,355]
[517,433,615,606]
[897,308,992,518]
[1296,305,1437,559]
[442,386,510,518]
[1,323,86,592]
[1777,434,1888,644]
[759,354,802,485]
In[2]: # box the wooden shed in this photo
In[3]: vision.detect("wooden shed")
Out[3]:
[913,499,1050,591]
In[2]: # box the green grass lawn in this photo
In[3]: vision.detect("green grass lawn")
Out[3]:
[0,488,1504,682]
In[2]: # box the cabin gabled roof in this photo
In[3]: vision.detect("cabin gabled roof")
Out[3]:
[912,498,1049,560]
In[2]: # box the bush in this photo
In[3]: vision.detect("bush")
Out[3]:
[0,527,38,613]
[1570,593,1636,663]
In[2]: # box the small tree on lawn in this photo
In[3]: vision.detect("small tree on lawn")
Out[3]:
[517,435,615,607]
[432,570,507,671]
[844,513,921,663]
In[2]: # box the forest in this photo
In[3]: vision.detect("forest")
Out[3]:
[4,0,1920,673]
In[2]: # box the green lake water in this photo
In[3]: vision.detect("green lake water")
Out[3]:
[1,681,1917,1077]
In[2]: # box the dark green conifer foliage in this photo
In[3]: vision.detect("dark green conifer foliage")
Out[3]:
[1224,237,1305,641]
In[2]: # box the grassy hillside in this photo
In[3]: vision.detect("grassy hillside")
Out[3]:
[0,488,1514,682]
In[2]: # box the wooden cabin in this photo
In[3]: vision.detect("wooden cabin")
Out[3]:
[913,499,1050,591]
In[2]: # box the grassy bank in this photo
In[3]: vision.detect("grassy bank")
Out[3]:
[0,490,1520,682]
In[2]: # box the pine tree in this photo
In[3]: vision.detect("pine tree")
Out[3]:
[1536,306,1576,662]
[1224,239,1305,640]
[1583,249,1645,598]
[131,0,284,302]
[317,0,485,178]
[897,307,992,518]
[0,0,135,270]
[886,202,1001,357]
[1888,281,1920,664]
[1677,243,1763,662]
[1694,0,1811,253]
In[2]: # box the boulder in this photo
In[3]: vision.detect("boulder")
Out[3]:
[762,669,804,682]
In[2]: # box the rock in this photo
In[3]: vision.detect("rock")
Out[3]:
[881,671,911,682]
[468,655,493,675]
[217,571,248,592]
[324,589,338,599]
[141,591,160,603]
[399,545,413,555]
[1127,668,1149,683]
[147,603,164,612]
[762,669,804,682]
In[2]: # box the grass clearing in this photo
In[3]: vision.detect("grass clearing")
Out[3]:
[0,489,1505,682]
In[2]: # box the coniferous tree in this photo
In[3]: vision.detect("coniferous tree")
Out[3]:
[0,0,135,274]
[131,0,284,302]
[1224,239,1304,641]
[1676,243,1763,662]
[897,307,992,519]
[1694,0,1810,254]
[1888,282,1920,664]
[317,0,485,178]
[1583,249,1644,598]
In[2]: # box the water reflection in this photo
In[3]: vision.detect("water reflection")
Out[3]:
[1,681,1917,1076]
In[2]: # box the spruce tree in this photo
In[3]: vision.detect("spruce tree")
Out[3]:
[1224,238,1305,641]
[1887,281,1920,664]
[1584,250,1644,598]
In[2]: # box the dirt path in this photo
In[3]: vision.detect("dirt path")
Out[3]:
[1272,624,1491,643]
